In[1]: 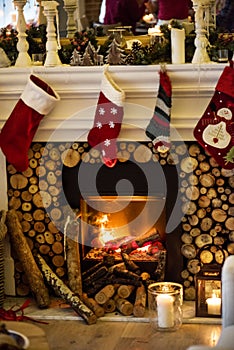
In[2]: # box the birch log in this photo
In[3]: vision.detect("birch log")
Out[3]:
[37,254,97,325]
[6,209,50,308]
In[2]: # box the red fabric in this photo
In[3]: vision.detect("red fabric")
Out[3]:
[157,0,191,20]
[87,91,124,168]
[159,70,172,97]
[0,100,44,171]
[216,66,234,98]
[104,0,146,33]
[0,75,57,172]
[194,65,234,169]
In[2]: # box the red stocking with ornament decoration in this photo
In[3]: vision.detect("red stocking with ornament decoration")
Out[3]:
[0,75,60,172]
[87,67,125,167]
[194,62,234,169]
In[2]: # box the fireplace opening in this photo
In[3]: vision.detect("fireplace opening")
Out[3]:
[80,195,166,275]
[62,147,184,283]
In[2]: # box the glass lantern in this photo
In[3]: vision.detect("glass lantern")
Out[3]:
[195,265,222,318]
[148,282,183,332]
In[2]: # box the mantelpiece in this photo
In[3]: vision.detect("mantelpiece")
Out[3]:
[0,63,228,296]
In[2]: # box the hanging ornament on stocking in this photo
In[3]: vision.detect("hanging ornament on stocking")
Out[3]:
[145,66,172,153]
[0,75,60,172]
[194,62,234,169]
[87,67,125,167]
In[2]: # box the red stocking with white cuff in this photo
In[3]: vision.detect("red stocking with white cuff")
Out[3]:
[194,63,234,169]
[0,74,60,172]
[87,68,125,167]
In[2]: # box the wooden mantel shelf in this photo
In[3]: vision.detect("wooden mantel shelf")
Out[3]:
[0,63,227,142]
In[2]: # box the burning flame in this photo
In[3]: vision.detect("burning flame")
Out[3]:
[97,214,116,246]
[136,244,151,252]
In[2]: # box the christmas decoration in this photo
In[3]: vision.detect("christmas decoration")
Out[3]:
[105,38,126,65]
[194,62,234,169]
[70,42,104,66]
[87,67,125,167]
[0,74,60,172]
[145,67,172,153]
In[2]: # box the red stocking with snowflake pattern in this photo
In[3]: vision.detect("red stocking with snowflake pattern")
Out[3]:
[87,68,125,167]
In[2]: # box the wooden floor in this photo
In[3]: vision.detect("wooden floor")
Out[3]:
[37,320,222,350]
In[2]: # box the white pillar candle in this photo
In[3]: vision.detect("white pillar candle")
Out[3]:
[157,294,174,328]
[206,295,221,315]
[171,27,185,64]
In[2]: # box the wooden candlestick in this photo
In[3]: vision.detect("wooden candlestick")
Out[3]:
[191,0,211,63]
[14,0,32,67]
[41,0,62,67]
[64,0,77,38]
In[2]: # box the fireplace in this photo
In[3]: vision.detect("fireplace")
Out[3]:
[80,195,166,274]
[1,64,231,304]
[61,145,184,283]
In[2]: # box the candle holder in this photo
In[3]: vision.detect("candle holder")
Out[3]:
[64,0,77,38]
[195,265,222,318]
[148,282,183,332]
[41,0,62,67]
[191,0,211,64]
[13,0,32,67]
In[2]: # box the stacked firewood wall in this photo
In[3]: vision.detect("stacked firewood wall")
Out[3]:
[179,144,234,300]
[6,141,233,300]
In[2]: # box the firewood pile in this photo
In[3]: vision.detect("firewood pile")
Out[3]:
[80,246,167,318]
[4,208,166,324]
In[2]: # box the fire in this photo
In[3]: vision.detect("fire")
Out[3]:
[136,244,151,252]
[97,214,116,246]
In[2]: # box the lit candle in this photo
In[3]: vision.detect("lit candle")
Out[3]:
[157,294,174,328]
[148,25,162,36]
[206,294,221,315]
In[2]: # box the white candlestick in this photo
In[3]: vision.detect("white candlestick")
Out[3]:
[157,294,174,328]
[206,295,221,315]
[171,27,185,64]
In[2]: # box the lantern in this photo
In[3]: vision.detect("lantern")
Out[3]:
[195,264,222,318]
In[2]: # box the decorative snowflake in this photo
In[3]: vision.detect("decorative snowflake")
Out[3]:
[109,121,115,128]
[104,139,111,147]
[111,107,117,115]
[99,107,105,115]
[96,121,102,129]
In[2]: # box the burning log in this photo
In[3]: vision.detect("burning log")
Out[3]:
[135,228,161,247]
[6,209,50,309]
[133,284,146,317]
[36,254,97,325]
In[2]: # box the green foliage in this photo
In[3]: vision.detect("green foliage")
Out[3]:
[0,22,232,66]
[71,29,98,54]
[0,27,18,65]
